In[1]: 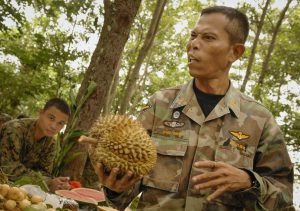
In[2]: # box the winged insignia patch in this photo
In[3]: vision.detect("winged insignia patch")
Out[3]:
[230,131,249,140]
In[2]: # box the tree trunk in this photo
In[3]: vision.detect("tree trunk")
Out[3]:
[240,0,271,92]
[128,46,154,115]
[119,0,168,114]
[114,24,147,113]
[61,0,142,180]
[254,0,293,100]
[103,58,121,115]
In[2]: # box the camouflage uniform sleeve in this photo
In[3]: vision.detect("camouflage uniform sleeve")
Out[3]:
[37,139,56,186]
[42,140,56,186]
[104,97,156,210]
[104,181,142,210]
[236,114,294,210]
[0,124,36,181]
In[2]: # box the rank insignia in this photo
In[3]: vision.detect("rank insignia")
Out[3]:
[230,131,249,140]
[163,120,185,128]
[223,138,247,152]
[160,129,183,138]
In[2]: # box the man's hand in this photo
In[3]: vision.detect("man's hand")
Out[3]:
[48,176,71,193]
[93,163,142,193]
[191,160,252,201]
[79,135,142,193]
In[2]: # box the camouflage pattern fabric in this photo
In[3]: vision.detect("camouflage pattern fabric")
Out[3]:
[0,167,8,184]
[0,113,12,128]
[0,118,56,181]
[104,80,294,211]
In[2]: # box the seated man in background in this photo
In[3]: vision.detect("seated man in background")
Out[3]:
[0,98,71,192]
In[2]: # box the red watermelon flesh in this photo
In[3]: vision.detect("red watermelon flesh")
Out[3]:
[71,188,105,202]
[55,190,98,205]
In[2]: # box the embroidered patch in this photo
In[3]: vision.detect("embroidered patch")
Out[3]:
[230,131,249,140]
[229,139,247,152]
[140,103,152,112]
[160,129,183,138]
[223,138,247,152]
[163,120,185,128]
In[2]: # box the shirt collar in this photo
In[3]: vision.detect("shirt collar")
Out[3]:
[169,80,193,109]
[223,83,240,118]
[170,79,241,118]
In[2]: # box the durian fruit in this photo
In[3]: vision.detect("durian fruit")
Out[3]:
[88,115,157,176]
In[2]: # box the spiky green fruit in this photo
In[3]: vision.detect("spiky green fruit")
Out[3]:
[89,115,157,176]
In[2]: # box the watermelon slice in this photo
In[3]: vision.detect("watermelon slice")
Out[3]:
[55,190,98,205]
[71,188,105,202]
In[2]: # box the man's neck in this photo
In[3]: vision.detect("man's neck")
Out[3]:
[194,78,230,95]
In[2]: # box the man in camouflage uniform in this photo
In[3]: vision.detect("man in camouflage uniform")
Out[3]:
[91,6,294,210]
[0,98,71,192]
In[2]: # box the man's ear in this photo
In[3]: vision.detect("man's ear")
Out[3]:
[230,43,245,62]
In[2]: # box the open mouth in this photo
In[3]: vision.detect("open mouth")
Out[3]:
[188,58,199,63]
[188,55,199,63]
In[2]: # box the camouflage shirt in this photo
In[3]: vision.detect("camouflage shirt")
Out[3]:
[0,118,56,181]
[105,80,294,211]
[0,113,12,128]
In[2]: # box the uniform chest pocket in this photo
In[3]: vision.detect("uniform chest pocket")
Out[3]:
[142,134,188,193]
[215,145,254,169]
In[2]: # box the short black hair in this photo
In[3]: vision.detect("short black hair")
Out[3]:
[43,98,70,116]
[17,114,28,119]
[201,6,249,44]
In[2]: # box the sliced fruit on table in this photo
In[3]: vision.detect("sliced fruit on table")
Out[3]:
[71,188,105,202]
[55,190,98,205]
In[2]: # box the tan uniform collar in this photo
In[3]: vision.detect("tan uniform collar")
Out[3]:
[170,79,241,120]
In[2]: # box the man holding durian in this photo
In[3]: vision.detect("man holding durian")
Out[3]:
[81,5,294,211]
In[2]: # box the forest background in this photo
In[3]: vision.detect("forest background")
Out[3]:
[0,0,299,208]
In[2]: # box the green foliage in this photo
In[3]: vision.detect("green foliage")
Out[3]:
[52,81,97,177]
[0,0,26,31]
[113,0,203,114]
[282,112,300,150]
[14,171,49,192]
[128,193,142,211]
[0,0,101,117]
[0,0,98,31]
[232,4,300,165]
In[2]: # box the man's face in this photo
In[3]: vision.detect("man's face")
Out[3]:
[37,106,69,137]
[186,13,237,80]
